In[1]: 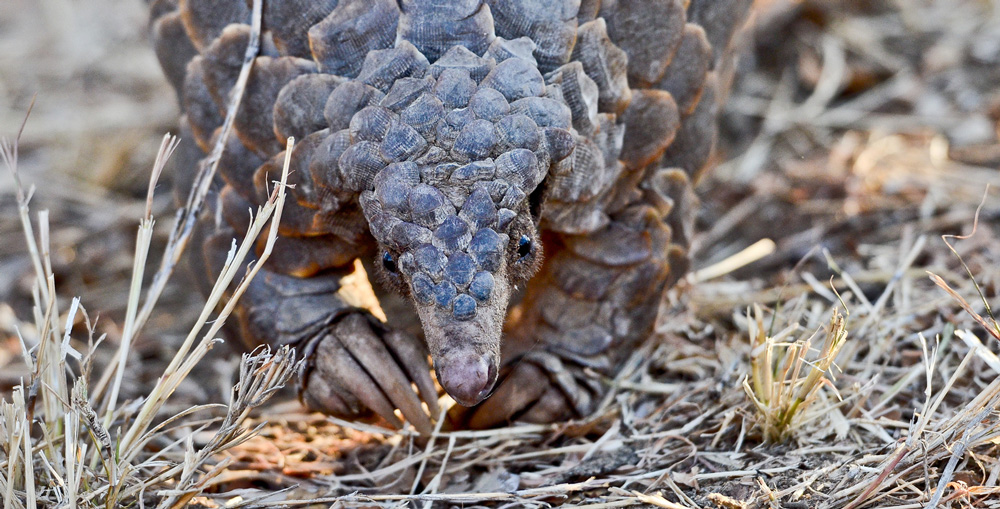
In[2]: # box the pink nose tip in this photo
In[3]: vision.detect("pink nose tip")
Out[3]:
[438,354,497,406]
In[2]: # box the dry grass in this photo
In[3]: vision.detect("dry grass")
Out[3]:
[0,4,309,504]
[0,117,300,507]
[3,0,1000,507]
[743,305,849,445]
[0,120,299,507]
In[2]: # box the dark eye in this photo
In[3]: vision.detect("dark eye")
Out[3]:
[382,251,398,273]
[517,235,532,259]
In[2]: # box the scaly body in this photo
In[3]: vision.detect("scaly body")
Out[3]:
[151,0,751,432]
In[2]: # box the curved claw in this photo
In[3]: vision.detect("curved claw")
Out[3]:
[519,387,571,424]
[319,333,405,427]
[301,313,437,434]
[384,329,441,417]
[300,364,361,417]
[461,361,549,429]
[337,315,434,433]
[452,350,597,429]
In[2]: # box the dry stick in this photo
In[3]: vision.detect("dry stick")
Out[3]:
[843,342,978,508]
[608,487,692,509]
[261,478,614,507]
[829,234,927,385]
[88,0,261,422]
[129,0,264,344]
[422,433,458,509]
[691,238,776,283]
[845,341,939,507]
[411,405,449,497]
[955,330,1000,373]
[924,407,994,509]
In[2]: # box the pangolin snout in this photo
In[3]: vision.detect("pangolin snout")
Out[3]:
[436,351,497,406]
[413,273,509,408]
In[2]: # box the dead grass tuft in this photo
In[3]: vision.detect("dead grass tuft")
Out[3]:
[0,121,297,506]
[0,3,309,506]
[744,305,849,444]
[0,116,298,506]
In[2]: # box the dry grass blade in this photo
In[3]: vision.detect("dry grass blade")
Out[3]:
[0,1,297,505]
[156,346,300,509]
[928,188,1000,342]
[132,0,265,337]
[115,134,292,466]
[1,123,292,507]
[0,131,294,509]
[1,102,66,509]
[101,133,179,428]
[743,305,849,443]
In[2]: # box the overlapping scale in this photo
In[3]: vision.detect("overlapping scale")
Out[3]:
[199,25,256,107]
[486,37,537,65]
[273,74,344,143]
[571,19,631,116]
[234,56,317,158]
[263,0,338,58]
[332,46,573,321]
[324,81,384,132]
[181,57,223,152]
[620,89,679,170]
[152,11,199,97]
[654,24,712,115]
[308,0,400,77]
[397,0,496,62]
[544,62,600,136]
[485,0,579,73]
[599,0,686,87]
[357,42,430,93]
[430,46,494,82]
[659,73,718,178]
[216,128,265,201]
[178,0,249,51]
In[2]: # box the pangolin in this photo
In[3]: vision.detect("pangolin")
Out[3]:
[150,0,751,432]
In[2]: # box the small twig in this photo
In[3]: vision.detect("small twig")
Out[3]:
[132,0,264,336]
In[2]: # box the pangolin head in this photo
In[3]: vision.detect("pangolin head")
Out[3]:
[342,41,575,406]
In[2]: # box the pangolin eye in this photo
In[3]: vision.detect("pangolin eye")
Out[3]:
[516,235,532,259]
[382,251,398,273]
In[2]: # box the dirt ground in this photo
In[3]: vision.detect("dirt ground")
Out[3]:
[3,1,1000,507]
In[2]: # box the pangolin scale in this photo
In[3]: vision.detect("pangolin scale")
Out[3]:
[150,0,751,432]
